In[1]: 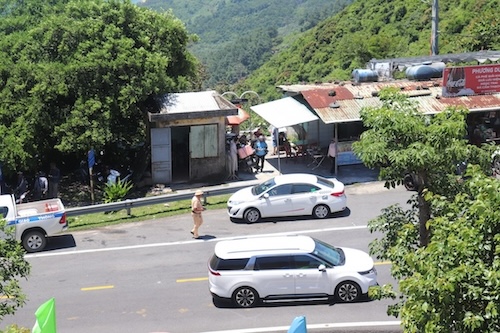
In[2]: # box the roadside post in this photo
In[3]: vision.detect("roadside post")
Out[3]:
[88,149,95,204]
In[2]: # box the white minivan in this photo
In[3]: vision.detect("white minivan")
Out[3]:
[208,235,377,307]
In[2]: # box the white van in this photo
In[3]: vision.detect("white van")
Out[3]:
[208,235,377,307]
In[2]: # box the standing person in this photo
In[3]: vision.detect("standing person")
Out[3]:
[269,125,279,155]
[32,171,48,201]
[229,136,239,179]
[190,189,206,239]
[254,135,268,172]
[78,159,88,183]
[14,171,28,202]
[250,128,262,149]
[328,138,338,175]
[238,134,248,146]
[48,162,61,198]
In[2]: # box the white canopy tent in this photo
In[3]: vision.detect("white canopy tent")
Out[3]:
[251,96,318,128]
[251,96,319,173]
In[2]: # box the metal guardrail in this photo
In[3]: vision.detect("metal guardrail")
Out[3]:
[64,182,257,217]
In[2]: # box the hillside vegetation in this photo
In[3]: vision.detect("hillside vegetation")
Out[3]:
[138,0,352,87]
[238,0,500,100]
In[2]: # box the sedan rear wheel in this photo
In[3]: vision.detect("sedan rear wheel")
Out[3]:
[232,287,259,308]
[335,281,361,302]
[312,204,330,219]
[243,208,260,223]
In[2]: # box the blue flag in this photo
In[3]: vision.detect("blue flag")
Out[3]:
[288,316,307,333]
[88,149,95,169]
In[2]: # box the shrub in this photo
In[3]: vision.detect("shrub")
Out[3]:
[1,324,30,333]
[103,179,133,203]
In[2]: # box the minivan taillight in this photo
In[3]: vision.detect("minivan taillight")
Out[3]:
[59,213,67,224]
[209,268,220,276]
[331,190,344,197]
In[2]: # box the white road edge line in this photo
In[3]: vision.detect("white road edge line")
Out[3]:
[26,225,368,258]
[200,320,401,333]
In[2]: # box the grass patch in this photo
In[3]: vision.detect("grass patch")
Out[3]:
[67,194,231,231]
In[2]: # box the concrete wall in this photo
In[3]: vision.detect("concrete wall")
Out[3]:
[153,116,228,183]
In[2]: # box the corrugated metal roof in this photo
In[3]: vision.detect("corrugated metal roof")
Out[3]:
[149,90,238,122]
[369,50,500,67]
[158,90,225,113]
[314,98,383,123]
[280,80,500,124]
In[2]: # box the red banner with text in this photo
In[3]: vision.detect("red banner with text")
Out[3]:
[442,64,500,97]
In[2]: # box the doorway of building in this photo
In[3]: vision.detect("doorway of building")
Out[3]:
[171,126,190,182]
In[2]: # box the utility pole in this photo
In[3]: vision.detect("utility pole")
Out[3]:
[431,0,439,55]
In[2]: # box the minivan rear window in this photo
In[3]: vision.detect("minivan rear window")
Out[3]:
[254,256,291,270]
[210,255,249,270]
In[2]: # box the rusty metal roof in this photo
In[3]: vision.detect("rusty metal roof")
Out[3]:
[279,80,500,124]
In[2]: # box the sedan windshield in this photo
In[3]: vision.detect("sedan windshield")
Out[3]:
[252,178,277,195]
[312,238,345,266]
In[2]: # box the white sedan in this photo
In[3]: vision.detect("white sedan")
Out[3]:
[227,173,347,223]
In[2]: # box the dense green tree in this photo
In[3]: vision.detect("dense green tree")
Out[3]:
[369,166,500,332]
[353,89,500,332]
[0,0,199,175]
[206,27,279,86]
[139,0,352,88]
[0,220,31,321]
[242,0,499,100]
[459,12,500,51]
[352,89,495,246]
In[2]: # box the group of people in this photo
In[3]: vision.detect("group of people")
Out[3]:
[228,128,269,177]
[7,162,61,202]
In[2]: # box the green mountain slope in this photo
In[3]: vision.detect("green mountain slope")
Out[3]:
[239,0,500,100]
[137,0,353,87]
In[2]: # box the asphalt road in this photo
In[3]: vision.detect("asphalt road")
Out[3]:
[2,182,411,333]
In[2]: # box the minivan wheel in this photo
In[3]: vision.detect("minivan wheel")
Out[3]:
[335,281,361,302]
[312,204,330,219]
[22,230,46,253]
[232,287,259,308]
[243,208,260,223]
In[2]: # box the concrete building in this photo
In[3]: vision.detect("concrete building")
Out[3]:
[148,91,238,184]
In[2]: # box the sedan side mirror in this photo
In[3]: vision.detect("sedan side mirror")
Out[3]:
[261,193,269,199]
[318,264,326,272]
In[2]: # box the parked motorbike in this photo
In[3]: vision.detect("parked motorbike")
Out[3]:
[237,144,257,173]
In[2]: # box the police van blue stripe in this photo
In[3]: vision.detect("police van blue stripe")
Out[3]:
[8,211,64,225]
